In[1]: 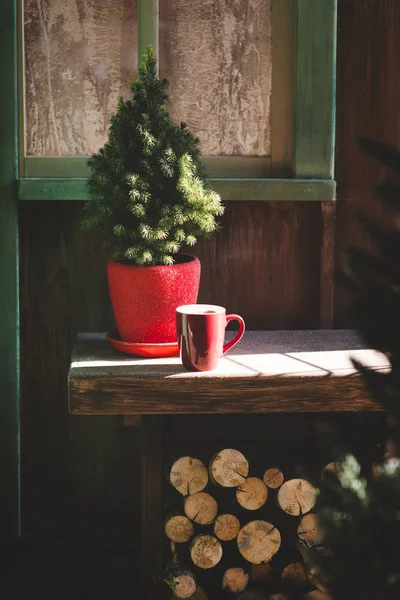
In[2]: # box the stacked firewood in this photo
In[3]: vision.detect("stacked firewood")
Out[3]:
[164,450,334,600]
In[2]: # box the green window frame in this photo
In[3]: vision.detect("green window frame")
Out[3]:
[1,0,20,541]
[17,0,337,202]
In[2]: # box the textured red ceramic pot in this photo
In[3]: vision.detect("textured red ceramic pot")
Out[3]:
[107,254,201,343]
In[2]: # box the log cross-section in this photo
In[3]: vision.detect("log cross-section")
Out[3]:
[68,331,388,415]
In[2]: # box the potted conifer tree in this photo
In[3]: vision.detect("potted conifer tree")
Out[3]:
[82,47,224,350]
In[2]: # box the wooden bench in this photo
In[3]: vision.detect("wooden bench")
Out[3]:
[68,330,389,599]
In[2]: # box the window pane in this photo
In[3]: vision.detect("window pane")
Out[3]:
[159,0,272,157]
[24,0,137,156]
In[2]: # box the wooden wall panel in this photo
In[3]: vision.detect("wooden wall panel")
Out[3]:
[19,202,139,549]
[19,200,321,542]
[195,202,321,330]
[335,0,400,324]
[18,0,400,557]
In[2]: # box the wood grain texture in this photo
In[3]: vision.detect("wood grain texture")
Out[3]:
[194,202,321,330]
[320,201,336,328]
[140,416,164,600]
[69,331,388,414]
[0,0,20,541]
[159,0,272,156]
[24,0,137,156]
[334,0,400,324]
[19,202,140,547]
[69,373,383,415]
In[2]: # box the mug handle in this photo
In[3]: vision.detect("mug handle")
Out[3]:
[223,314,246,355]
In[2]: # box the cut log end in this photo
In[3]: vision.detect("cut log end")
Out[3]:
[165,515,195,544]
[184,492,218,525]
[214,513,240,541]
[172,586,208,600]
[222,567,249,593]
[170,456,209,496]
[305,564,330,594]
[237,520,281,564]
[321,461,342,481]
[210,449,249,487]
[281,562,308,587]
[170,571,197,599]
[250,562,273,584]
[190,535,223,569]
[263,468,284,489]
[236,477,268,511]
[277,479,316,516]
[297,513,324,550]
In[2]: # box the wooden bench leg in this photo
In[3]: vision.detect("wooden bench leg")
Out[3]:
[140,415,164,600]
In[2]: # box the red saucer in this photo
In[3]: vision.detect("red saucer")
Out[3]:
[106,330,179,358]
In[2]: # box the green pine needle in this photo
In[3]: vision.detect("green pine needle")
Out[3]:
[82,47,224,266]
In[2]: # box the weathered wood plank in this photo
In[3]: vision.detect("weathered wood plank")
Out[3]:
[0,0,20,540]
[320,201,336,328]
[335,0,400,323]
[69,331,388,414]
[140,416,164,600]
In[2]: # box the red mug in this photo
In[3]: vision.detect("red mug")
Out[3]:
[176,304,245,371]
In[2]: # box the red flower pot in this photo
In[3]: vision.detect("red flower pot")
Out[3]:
[107,254,201,343]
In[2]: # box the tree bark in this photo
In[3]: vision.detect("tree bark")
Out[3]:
[277,479,316,516]
[170,456,209,496]
[222,567,249,593]
[236,477,268,510]
[263,467,284,489]
[165,515,195,544]
[237,520,281,564]
[214,513,241,541]
[209,448,249,487]
[184,492,218,525]
[190,535,223,569]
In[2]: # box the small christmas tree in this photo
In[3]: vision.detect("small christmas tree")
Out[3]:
[305,139,400,600]
[82,46,224,266]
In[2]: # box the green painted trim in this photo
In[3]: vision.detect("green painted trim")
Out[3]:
[24,157,91,178]
[18,177,336,202]
[138,0,158,60]
[18,178,89,201]
[24,156,272,179]
[0,0,20,540]
[294,0,337,178]
[17,0,25,176]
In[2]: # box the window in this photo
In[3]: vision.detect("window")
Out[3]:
[18,0,337,201]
